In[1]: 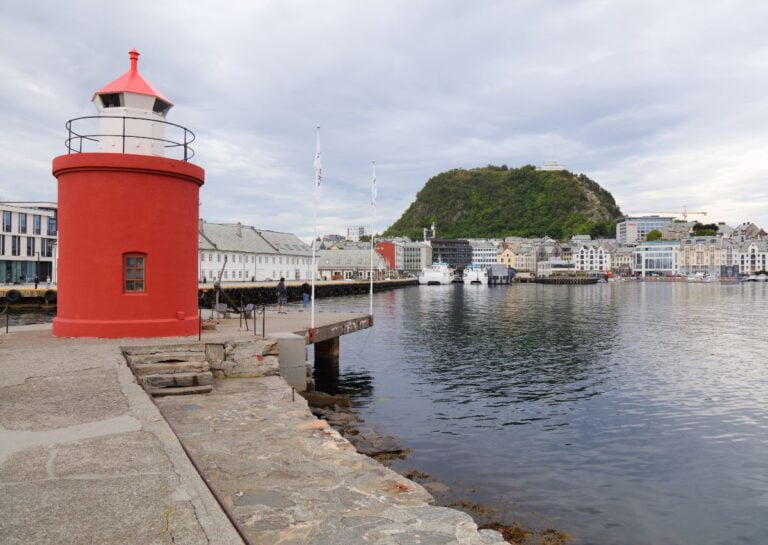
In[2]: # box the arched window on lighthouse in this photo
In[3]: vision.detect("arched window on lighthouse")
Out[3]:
[124,253,146,292]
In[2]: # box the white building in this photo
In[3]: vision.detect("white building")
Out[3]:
[633,241,680,277]
[469,241,499,267]
[346,226,369,242]
[198,220,313,282]
[537,258,575,277]
[573,242,613,273]
[616,216,676,245]
[738,240,768,275]
[316,249,388,280]
[403,242,432,273]
[1,202,58,284]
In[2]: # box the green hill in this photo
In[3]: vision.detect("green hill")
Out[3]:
[383,165,623,240]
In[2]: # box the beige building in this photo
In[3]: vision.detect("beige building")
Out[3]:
[679,236,723,276]
[497,245,535,272]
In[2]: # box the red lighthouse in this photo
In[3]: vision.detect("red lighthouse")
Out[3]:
[52,50,204,338]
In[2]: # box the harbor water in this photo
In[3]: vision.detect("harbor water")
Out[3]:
[316,282,768,545]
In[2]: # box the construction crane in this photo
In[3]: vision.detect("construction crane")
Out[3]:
[631,206,707,223]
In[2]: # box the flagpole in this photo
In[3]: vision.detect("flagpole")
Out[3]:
[369,160,376,318]
[311,126,321,337]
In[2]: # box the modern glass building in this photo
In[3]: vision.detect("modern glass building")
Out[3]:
[633,241,680,277]
[0,202,57,284]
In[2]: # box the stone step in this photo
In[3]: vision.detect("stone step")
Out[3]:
[146,385,213,396]
[123,343,205,356]
[132,362,210,376]
[125,352,208,365]
[142,372,213,389]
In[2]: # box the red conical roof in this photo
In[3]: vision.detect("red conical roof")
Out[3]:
[93,49,173,105]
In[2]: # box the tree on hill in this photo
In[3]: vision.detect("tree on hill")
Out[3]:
[383,166,623,240]
[646,230,662,241]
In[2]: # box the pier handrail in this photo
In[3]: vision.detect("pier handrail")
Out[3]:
[65,115,196,161]
[1,302,8,334]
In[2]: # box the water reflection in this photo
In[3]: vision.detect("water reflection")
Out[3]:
[320,283,768,545]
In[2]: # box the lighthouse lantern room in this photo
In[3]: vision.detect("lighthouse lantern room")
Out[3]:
[52,50,204,338]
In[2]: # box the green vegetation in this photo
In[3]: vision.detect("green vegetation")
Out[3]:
[692,222,719,237]
[646,230,662,241]
[383,165,623,240]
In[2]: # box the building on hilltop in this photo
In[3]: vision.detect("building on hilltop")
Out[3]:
[198,220,312,282]
[346,225,369,242]
[616,216,676,245]
[0,202,58,284]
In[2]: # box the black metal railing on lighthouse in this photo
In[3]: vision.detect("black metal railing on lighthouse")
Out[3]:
[65,115,196,161]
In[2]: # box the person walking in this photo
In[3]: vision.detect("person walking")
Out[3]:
[301,281,311,310]
[276,277,288,314]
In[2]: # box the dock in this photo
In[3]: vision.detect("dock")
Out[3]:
[0,278,417,306]
[0,312,506,545]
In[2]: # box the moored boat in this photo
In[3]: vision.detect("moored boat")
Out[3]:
[418,261,455,285]
[462,263,488,285]
[686,272,716,283]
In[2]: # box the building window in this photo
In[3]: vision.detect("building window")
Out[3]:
[0,234,4,255]
[124,254,146,292]
[46,217,57,236]
[18,214,27,234]
[11,235,21,256]
[2,211,11,232]
[26,237,35,256]
[33,215,41,235]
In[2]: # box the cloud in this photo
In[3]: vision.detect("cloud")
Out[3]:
[2,0,768,239]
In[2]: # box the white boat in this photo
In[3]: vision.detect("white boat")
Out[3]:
[418,261,455,285]
[462,263,488,285]
[686,272,716,283]
[747,273,768,282]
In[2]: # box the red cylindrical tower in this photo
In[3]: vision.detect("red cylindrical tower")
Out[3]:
[52,51,204,338]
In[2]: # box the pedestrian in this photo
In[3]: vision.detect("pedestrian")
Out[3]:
[34,276,39,289]
[276,277,287,314]
[301,281,311,310]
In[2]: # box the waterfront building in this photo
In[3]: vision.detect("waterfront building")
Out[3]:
[633,241,681,277]
[0,202,58,284]
[316,249,387,280]
[403,242,432,274]
[497,245,535,272]
[429,239,472,271]
[468,241,499,267]
[375,240,404,275]
[572,241,614,273]
[720,238,739,277]
[738,240,768,274]
[679,236,724,276]
[616,216,676,245]
[198,220,313,282]
[536,258,575,277]
[52,50,203,338]
[612,246,634,275]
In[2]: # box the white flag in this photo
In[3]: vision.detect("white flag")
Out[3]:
[313,126,322,200]
[371,160,377,217]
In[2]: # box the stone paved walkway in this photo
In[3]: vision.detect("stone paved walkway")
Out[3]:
[156,376,507,545]
[0,330,243,545]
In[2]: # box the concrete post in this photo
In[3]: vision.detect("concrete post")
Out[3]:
[271,332,308,392]
[313,336,339,390]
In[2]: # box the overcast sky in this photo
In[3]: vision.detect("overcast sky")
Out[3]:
[2,1,767,239]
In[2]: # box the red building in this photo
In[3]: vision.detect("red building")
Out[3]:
[375,241,396,270]
[52,51,204,338]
